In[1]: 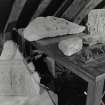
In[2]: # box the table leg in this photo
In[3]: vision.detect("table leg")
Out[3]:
[86,79,104,105]
[44,57,56,78]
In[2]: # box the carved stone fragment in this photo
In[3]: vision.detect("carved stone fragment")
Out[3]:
[23,16,85,41]
[58,37,82,56]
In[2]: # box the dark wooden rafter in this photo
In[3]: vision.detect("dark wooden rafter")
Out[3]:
[40,0,64,16]
[95,0,105,9]
[61,0,89,21]
[2,0,104,33]
[31,0,52,20]
[16,0,43,28]
[3,0,27,32]
[53,0,73,17]
[74,0,103,24]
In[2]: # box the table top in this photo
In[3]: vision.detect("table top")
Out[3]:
[18,30,105,82]
[33,41,105,82]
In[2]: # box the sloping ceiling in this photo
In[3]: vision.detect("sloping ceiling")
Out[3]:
[0,0,105,33]
[0,0,14,32]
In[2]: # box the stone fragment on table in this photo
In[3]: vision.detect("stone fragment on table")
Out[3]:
[58,37,82,56]
[23,16,85,41]
[82,33,105,46]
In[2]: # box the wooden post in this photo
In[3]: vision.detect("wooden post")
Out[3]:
[61,0,89,21]
[86,79,104,105]
[54,0,73,17]
[4,0,27,32]
[31,0,52,20]
[74,0,103,24]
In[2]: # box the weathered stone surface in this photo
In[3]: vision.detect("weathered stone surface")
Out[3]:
[0,40,40,96]
[83,33,105,46]
[58,37,82,56]
[0,89,57,105]
[86,9,105,44]
[88,9,105,35]
[0,59,40,96]
[0,40,57,105]
[0,40,17,60]
[23,16,85,41]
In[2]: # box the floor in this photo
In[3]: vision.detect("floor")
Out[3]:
[56,73,87,105]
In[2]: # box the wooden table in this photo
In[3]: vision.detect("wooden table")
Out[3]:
[32,40,105,105]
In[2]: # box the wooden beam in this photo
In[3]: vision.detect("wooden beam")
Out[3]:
[4,0,27,32]
[95,0,105,9]
[31,0,52,20]
[54,0,73,16]
[61,0,89,21]
[74,0,103,24]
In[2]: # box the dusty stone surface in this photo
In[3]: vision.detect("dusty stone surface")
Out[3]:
[58,37,82,56]
[0,40,40,96]
[0,90,57,105]
[85,9,105,45]
[23,16,85,41]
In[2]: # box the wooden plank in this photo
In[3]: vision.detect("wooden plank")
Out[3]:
[54,0,73,16]
[34,43,95,82]
[34,41,105,83]
[86,81,96,105]
[44,57,56,78]
[95,0,105,9]
[61,0,89,21]
[4,0,27,32]
[31,0,52,20]
[86,79,104,105]
[74,0,103,24]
